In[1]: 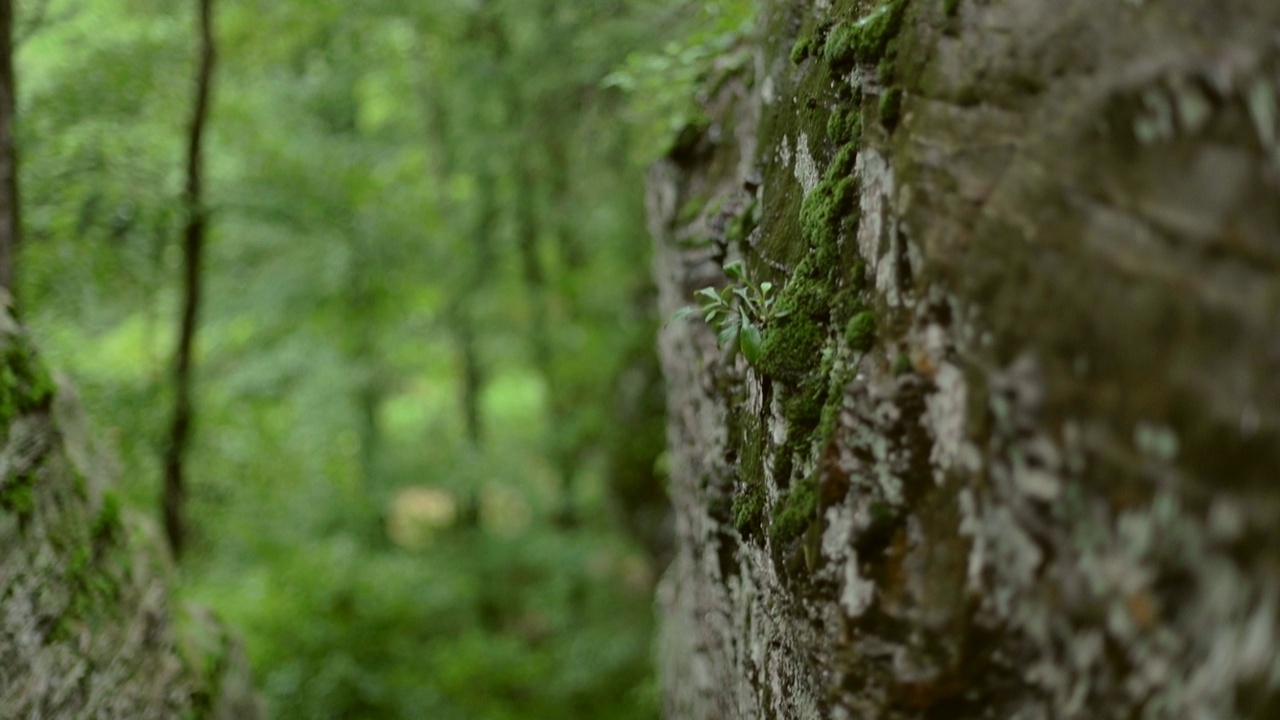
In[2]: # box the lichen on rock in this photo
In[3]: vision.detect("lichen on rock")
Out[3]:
[652,0,1280,717]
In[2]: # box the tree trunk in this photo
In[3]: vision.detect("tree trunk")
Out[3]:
[162,0,215,560]
[652,1,1280,718]
[0,0,18,297]
[423,70,491,526]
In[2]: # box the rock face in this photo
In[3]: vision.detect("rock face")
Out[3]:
[0,311,261,719]
[651,1,1280,718]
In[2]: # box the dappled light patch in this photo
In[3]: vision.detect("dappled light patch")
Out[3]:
[386,485,457,549]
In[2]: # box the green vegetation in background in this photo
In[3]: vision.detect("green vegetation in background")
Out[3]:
[604,0,757,161]
[14,0,753,717]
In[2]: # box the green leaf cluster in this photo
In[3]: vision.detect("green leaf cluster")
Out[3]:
[678,260,787,366]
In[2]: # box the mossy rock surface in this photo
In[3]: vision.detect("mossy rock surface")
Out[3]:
[653,0,1280,717]
[0,312,263,720]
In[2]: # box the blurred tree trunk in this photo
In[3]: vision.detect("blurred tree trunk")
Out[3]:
[494,10,579,527]
[350,270,383,492]
[653,1,1280,718]
[162,0,215,560]
[423,58,489,526]
[511,146,578,526]
[0,0,18,296]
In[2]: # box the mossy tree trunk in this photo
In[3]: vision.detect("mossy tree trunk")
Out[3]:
[651,1,1280,718]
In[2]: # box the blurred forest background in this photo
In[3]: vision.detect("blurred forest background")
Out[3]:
[14,0,753,717]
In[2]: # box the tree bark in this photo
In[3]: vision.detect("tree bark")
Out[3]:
[162,0,215,560]
[653,1,1280,718]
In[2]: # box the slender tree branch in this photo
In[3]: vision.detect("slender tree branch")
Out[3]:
[163,0,215,560]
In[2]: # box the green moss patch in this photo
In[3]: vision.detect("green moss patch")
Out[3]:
[845,311,876,352]
[0,471,36,517]
[758,315,825,382]
[892,353,913,376]
[733,482,766,534]
[726,199,761,247]
[0,332,56,431]
[790,35,816,65]
[823,0,908,72]
[879,86,903,130]
[769,475,818,546]
[92,491,124,544]
[0,334,57,519]
[826,107,863,145]
[877,38,899,85]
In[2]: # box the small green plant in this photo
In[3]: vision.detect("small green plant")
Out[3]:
[674,260,788,366]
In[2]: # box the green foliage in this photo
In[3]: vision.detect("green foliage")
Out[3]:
[603,0,757,160]
[680,260,786,367]
[191,531,658,720]
[16,0,693,718]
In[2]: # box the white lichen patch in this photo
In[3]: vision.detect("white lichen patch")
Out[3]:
[841,551,876,617]
[925,362,979,481]
[793,132,819,198]
[985,506,1046,619]
[1246,76,1278,152]
[1133,421,1179,461]
[1172,77,1213,135]
[854,149,900,306]
[873,462,905,506]
[822,504,856,562]
[957,488,986,593]
[1013,467,1061,502]
[769,391,788,446]
[1134,88,1175,145]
